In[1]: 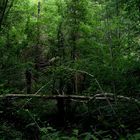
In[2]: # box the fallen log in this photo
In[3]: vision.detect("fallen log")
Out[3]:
[0,93,139,104]
[0,94,92,100]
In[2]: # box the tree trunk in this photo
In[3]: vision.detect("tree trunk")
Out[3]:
[57,20,65,126]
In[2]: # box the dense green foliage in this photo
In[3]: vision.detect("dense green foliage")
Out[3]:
[0,0,140,139]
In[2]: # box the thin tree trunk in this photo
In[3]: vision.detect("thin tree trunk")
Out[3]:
[105,7,116,94]
[25,69,32,94]
[0,0,8,29]
[34,0,41,81]
[57,20,65,126]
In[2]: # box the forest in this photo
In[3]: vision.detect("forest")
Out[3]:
[0,0,140,139]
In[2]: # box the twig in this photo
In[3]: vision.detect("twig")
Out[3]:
[20,84,47,109]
